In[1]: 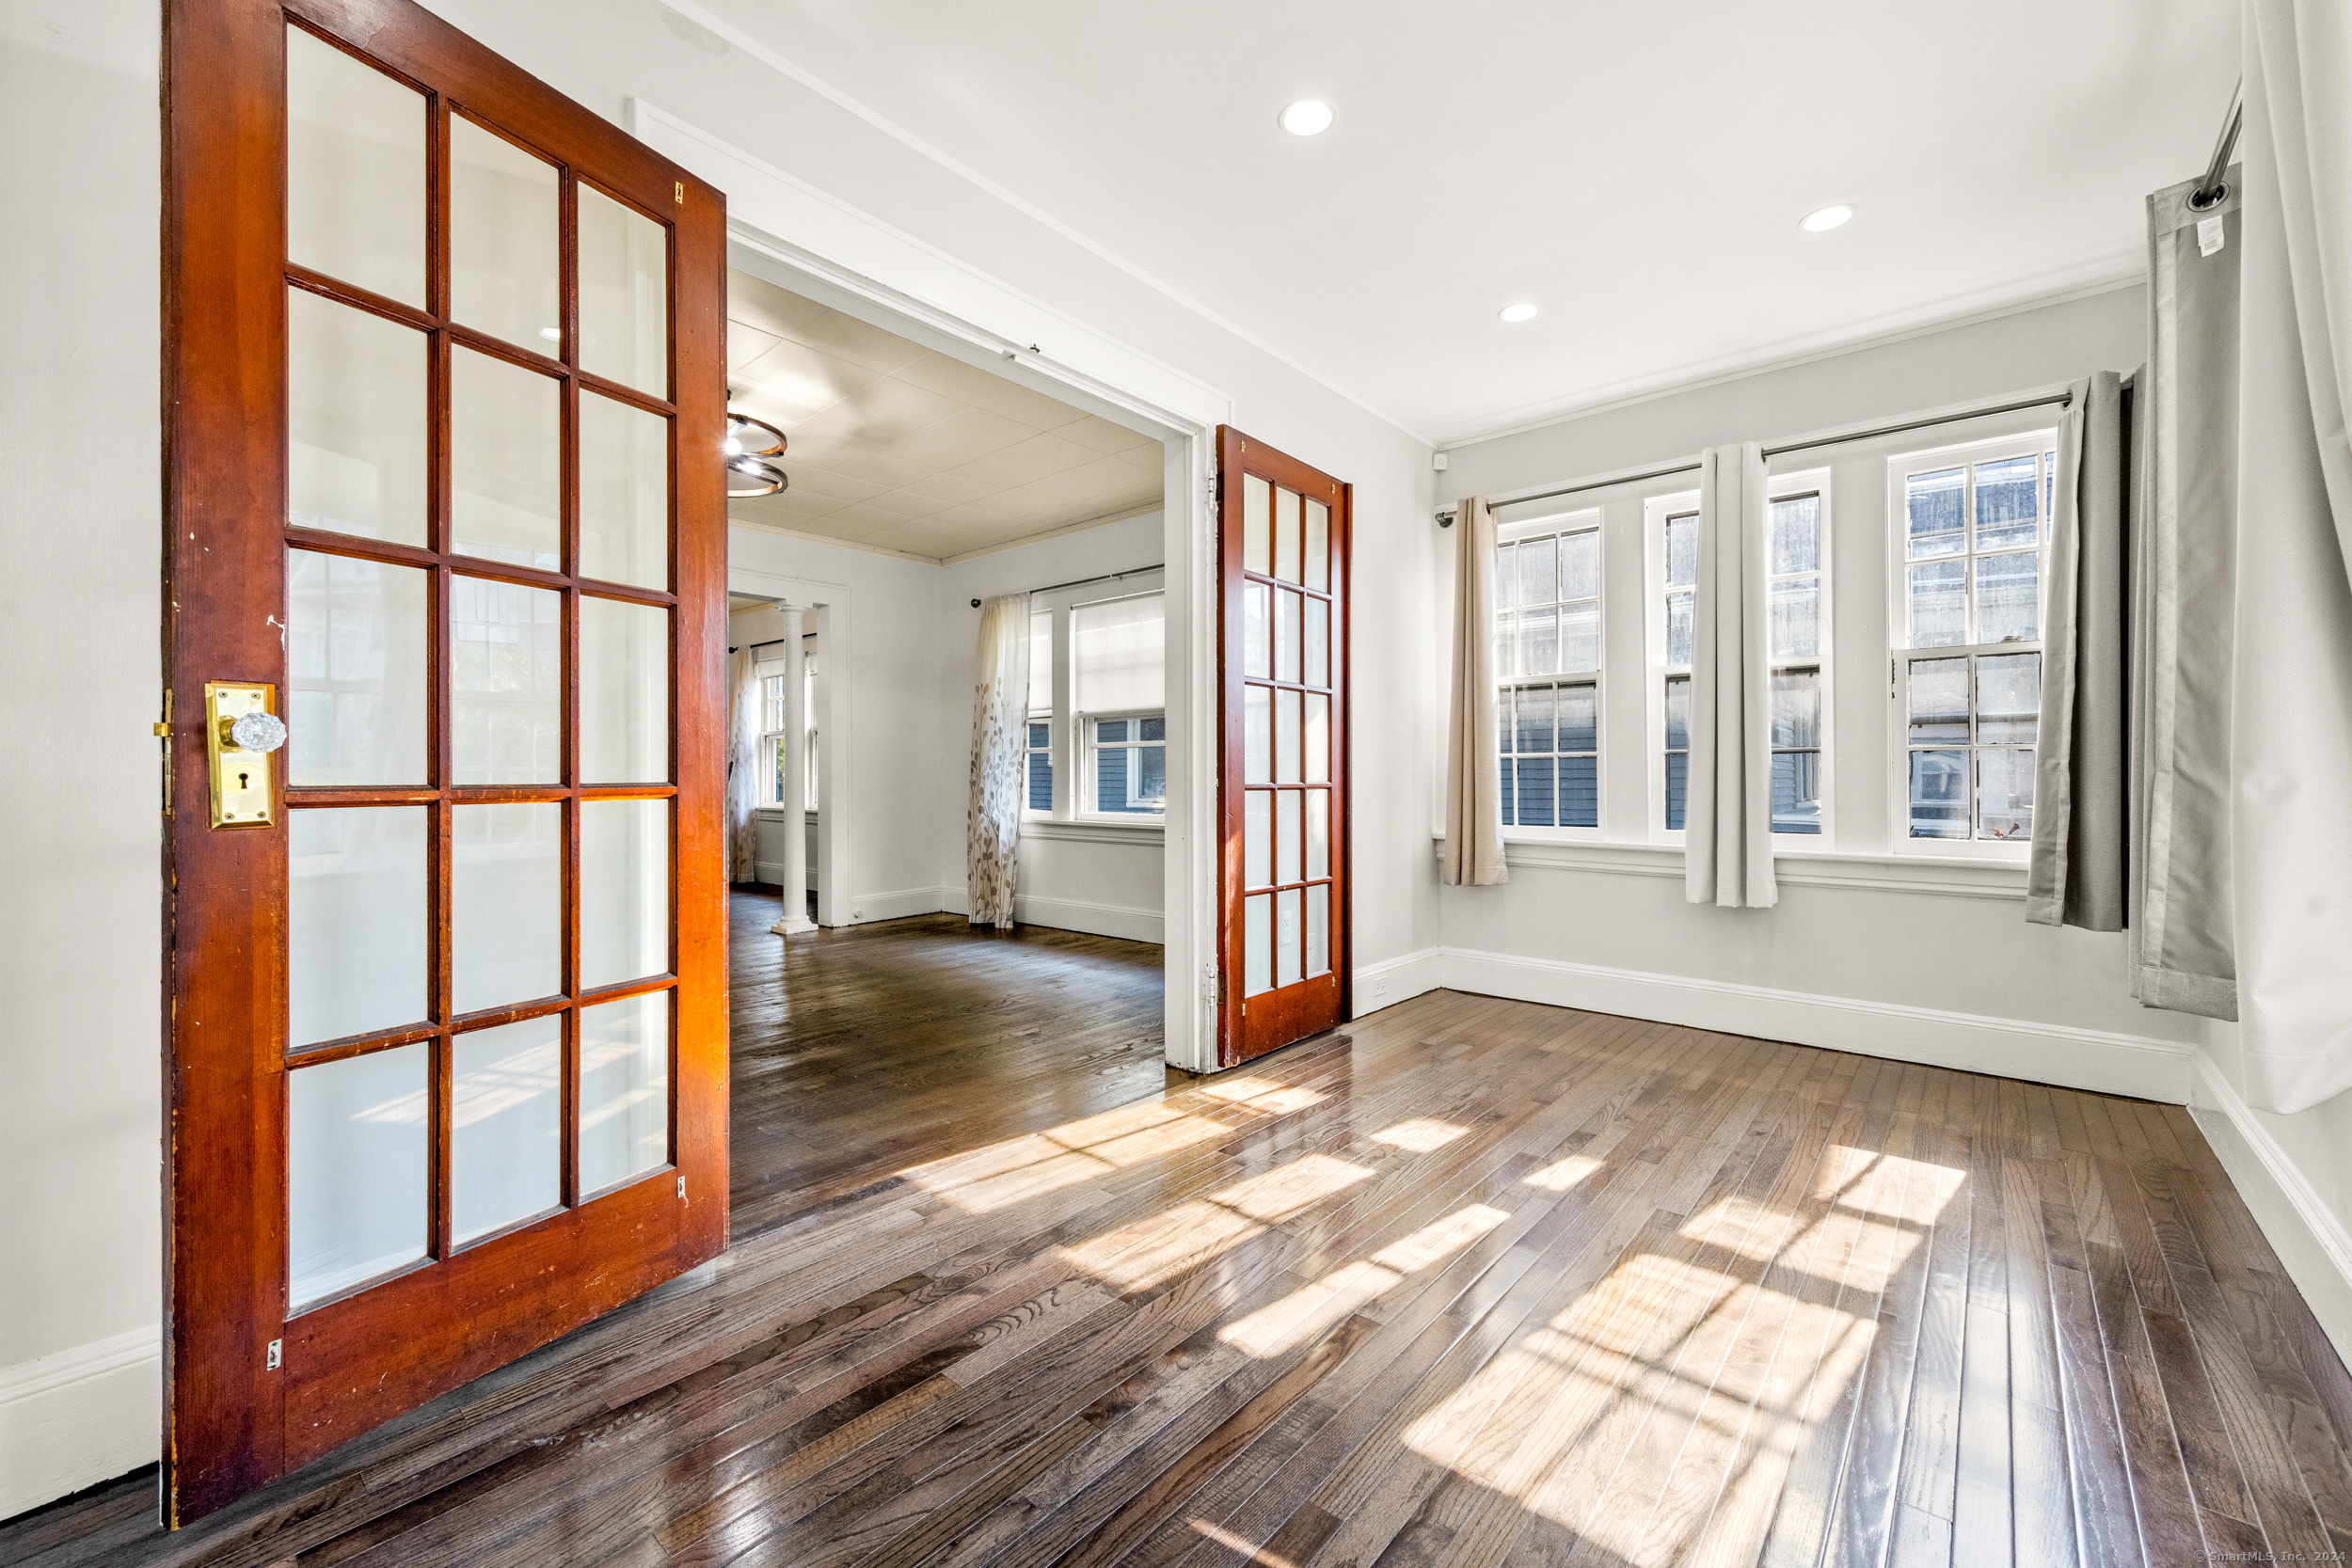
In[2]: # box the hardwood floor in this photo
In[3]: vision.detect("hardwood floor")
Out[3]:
[8,969,2351,1565]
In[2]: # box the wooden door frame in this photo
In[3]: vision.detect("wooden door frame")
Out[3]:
[163,0,728,1524]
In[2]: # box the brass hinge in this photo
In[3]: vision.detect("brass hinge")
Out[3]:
[675,181,685,205]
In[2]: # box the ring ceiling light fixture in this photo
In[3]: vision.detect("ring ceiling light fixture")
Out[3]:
[724,411,788,498]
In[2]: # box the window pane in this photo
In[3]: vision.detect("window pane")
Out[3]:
[1027,721,1050,749]
[1907,560,1966,648]
[453,576,562,785]
[1245,685,1270,784]
[2044,451,2058,540]
[1499,751,1516,825]
[449,115,558,353]
[1977,653,2042,744]
[1561,600,1598,673]
[1278,788,1301,885]
[1515,757,1555,827]
[580,798,669,989]
[1520,605,1558,677]
[1908,657,1970,742]
[285,24,424,308]
[1304,693,1330,783]
[1559,683,1597,752]
[579,392,669,590]
[1665,752,1688,832]
[1306,788,1329,879]
[1026,750,1053,812]
[1275,486,1302,583]
[1245,893,1273,997]
[1073,594,1165,713]
[580,990,669,1194]
[1246,789,1272,889]
[1770,574,1820,658]
[1771,494,1820,575]
[1277,887,1302,988]
[1772,751,1822,835]
[1243,475,1272,577]
[1494,542,1517,611]
[1095,740,1129,812]
[1515,685,1554,754]
[288,549,428,786]
[1096,719,1129,743]
[1305,884,1330,979]
[1136,743,1165,807]
[1561,530,1598,600]
[1276,688,1302,783]
[451,1016,562,1245]
[1906,467,1965,559]
[1306,595,1330,689]
[289,1043,427,1309]
[452,345,562,571]
[1276,588,1301,685]
[1495,610,1518,680]
[1243,582,1270,679]
[1909,750,1970,838]
[1559,755,1597,829]
[1978,750,2036,841]
[1028,610,1053,711]
[1306,499,1330,592]
[453,802,561,1013]
[1519,535,1558,609]
[1664,675,1691,751]
[1666,590,1693,667]
[1141,716,1165,742]
[1497,686,1515,755]
[288,289,427,546]
[1665,515,1697,589]
[290,806,426,1047]
[578,183,667,399]
[1976,551,2041,643]
[1771,668,1820,748]
[1974,455,2040,550]
[580,597,671,784]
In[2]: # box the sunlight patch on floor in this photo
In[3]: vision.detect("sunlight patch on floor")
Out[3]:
[1524,1153,1602,1192]
[1186,1516,1300,1568]
[1196,1075,1327,1114]
[1370,1117,1470,1152]
[906,1100,1233,1213]
[1060,1153,1375,1291]
[1218,1202,1509,1356]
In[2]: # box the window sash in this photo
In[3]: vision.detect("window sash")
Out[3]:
[1082,710,1165,816]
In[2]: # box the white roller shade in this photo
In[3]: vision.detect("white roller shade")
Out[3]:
[1073,593,1164,714]
[1027,607,1052,712]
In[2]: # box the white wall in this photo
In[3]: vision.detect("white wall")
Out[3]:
[0,0,168,1519]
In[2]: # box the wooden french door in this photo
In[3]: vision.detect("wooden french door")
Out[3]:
[163,0,727,1525]
[1216,428,1351,1066]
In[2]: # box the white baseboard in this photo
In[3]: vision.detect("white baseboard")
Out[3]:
[1352,946,1445,1019]
[752,860,817,892]
[2188,1053,2352,1370]
[0,1325,158,1522]
[1437,946,2194,1102]
[845,885,949,923]
[937,885,1163,943]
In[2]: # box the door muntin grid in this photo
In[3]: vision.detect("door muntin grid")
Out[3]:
[278,20,680,1313]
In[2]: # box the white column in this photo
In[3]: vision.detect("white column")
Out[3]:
[768,602,818,935]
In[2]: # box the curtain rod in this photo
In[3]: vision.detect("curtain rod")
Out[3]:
[970,562,1164,608]
[2191,80,2245,212]
[1433,387,2074,524]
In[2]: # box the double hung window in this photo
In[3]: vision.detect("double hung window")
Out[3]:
[756,635,818,810]
[1890,437,2056,845]
[1025,609,1053,811]
[1495,515,1600,831]
[1073,593,1166,816]
[1657,505,1697,832]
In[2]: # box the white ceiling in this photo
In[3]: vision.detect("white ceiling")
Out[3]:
[726,269,1164,561]
[687,0,2237,445]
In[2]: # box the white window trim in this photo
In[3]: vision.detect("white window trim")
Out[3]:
[1078,707,1168,821]
[1883,430,2058,862]
[1769,467,1835,845]
[1024,568,1167,830]
[1497,507,1605,844]
[1645,488,1700,847]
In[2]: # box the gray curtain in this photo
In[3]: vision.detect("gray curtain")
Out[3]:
[1685,443,1775,909]
[1443,497,1508,886]
[2028,372,2132,929]
[2131,172,2242,1021]
[2231,0,2352,1113]
[966,594,1030,928]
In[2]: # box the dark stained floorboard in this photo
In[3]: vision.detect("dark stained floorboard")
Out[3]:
[7,896,2351,1568]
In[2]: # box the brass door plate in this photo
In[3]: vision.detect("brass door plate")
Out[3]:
[206,681,277,828]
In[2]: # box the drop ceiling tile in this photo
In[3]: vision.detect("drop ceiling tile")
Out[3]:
[786,400,898,454]
[1058,416,1156,455]
[832,376,967,447]
[790,307,933,375]
[732,340,884,422]
[1060,454,1164,508]
[980,378,1091,432]
[725,323,782,379]
[897,469,996,507]
[727,273,831,340]
[889,404,1040,472]
[828,450,939,491]
[949,430,1100,490]
[788,467,890,505]
[863,518,968,559]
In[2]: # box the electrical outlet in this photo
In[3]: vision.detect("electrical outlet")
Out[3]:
[1368,975,1390,1001]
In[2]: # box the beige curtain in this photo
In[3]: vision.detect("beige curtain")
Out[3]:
[1685,443,1775,908]
[1443,497,1507,885]
[2028,372,2132,929]
[724,643,761,883]
[967,594,1030,928]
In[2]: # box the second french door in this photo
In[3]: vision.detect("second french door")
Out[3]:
[1216,427,1351,1065]
[164,0,728,1525]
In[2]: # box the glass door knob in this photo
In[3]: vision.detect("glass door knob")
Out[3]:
[222,710,288,753]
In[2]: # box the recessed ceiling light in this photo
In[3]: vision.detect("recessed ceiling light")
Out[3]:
[1279,99,1334,136]
[1801,204,1854,233]
[538,326,562,341]
[1498,302,1539,324]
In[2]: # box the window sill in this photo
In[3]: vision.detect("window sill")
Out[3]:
[1024,817,1165,845]
[1429,832,2028,900]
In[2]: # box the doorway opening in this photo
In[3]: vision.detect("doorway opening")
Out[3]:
[719,264,1176,1227]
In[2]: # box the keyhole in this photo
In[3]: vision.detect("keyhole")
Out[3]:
[237,771,249,790]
